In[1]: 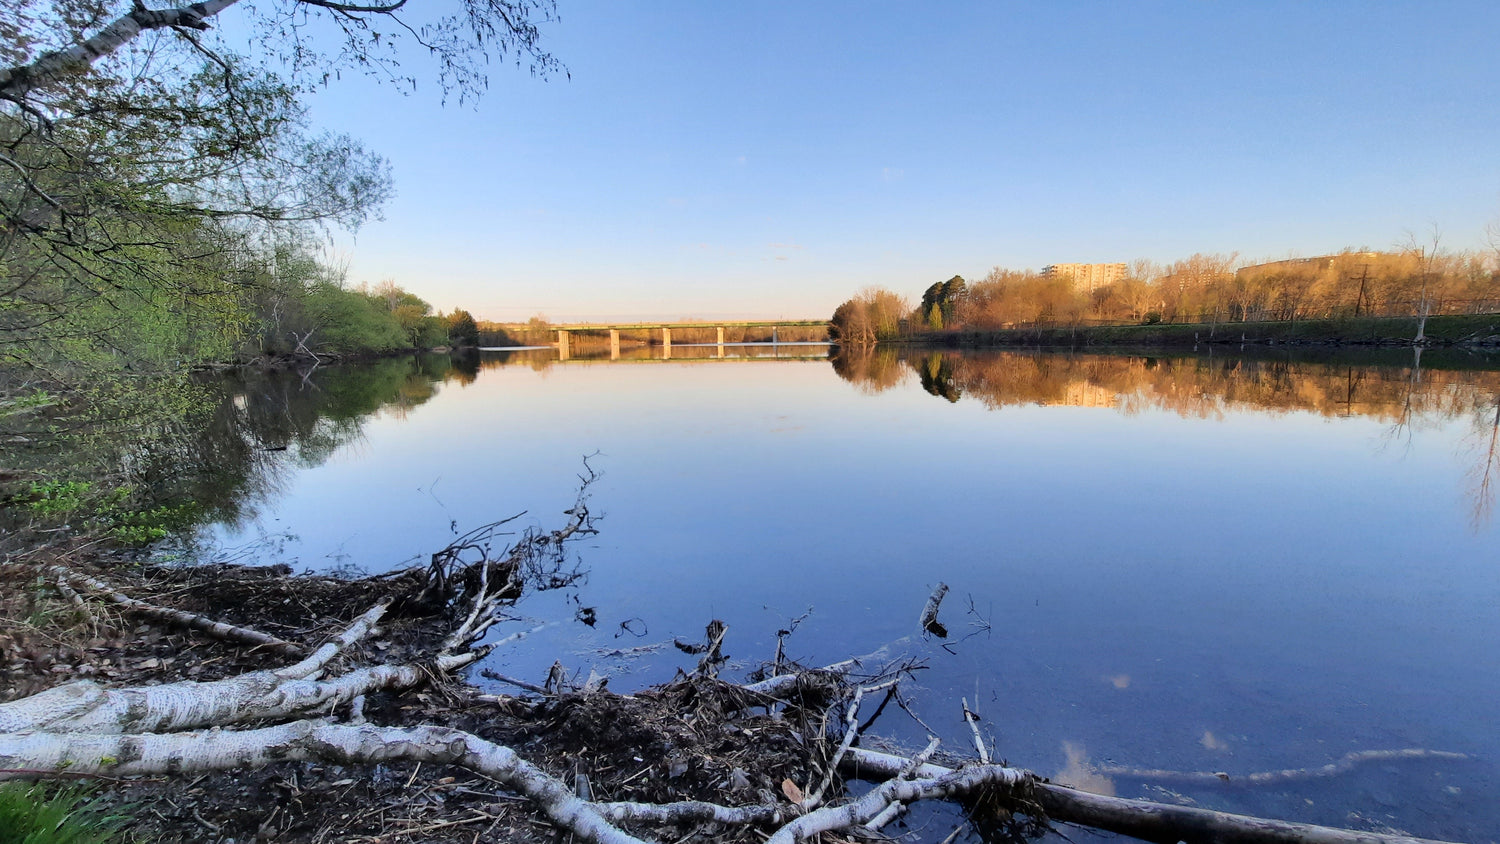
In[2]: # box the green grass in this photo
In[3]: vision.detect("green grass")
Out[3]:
[0,782,127,844]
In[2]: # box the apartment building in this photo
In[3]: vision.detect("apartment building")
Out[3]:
[1041,262,1127,293]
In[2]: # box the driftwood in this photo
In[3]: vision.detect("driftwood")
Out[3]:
[919,581,949,637]
[841,747,1461,844]
[0,608,1470,844]
[47,565,303,656]
[0,511,1473,844]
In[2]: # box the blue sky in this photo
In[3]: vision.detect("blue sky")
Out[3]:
[275,2,1499,322]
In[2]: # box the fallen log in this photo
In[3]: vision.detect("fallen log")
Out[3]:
[919,582,949,637]
[0,722,650,844]
[840,747,1461,844]
[47,565,303,656]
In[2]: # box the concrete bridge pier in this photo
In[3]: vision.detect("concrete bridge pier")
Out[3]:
[661,327,672,360]
[556,329,570,361]
[609,329,620,360]
[716,326,725,358]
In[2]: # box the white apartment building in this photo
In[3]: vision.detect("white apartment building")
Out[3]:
[1041,262,1127,293]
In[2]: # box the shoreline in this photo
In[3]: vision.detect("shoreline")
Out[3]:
[898,313,1500,350]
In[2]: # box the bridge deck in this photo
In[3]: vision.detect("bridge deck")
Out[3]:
[549,320,827,331]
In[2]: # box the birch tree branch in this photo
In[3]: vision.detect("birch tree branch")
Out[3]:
[0,0,245,101]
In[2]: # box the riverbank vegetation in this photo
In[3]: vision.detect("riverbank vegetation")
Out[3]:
[832,246,1500,347]
[0,0,528,536]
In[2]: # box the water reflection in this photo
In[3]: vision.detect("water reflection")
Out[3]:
[146,355,467,534]
[169,345,1499,842]
[157,346,1500,542]
[498,342,832,365]
[832,346,1500,423]
[149,346,835,538]
[834,346,1500,526]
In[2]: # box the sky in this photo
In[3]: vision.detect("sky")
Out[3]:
[250,1,1500,322]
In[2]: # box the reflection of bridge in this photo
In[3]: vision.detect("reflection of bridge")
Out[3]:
[551,320,829,360]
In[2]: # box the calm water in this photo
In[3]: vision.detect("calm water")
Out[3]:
[193,346,1500,842]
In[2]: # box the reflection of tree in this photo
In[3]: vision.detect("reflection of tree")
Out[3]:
[120,355,457,535]
[829,345,907,393]
[830,348,1500,427]
[1465,395,1500,529]
[913,353,962,402]
[446,350,481,386]
[1383,347,1424,449]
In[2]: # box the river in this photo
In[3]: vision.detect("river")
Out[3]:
[186,344,1500,842]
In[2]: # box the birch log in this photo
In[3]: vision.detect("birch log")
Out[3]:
[0,722,650,844]
[841,747,1461,844]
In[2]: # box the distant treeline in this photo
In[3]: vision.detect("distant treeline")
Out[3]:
[830,248,1500,344]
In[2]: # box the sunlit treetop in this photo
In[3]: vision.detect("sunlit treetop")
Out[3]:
[0,0,562,105]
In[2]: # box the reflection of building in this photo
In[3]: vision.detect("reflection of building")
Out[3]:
[1041,262,1127,293]
[1044,381,1118,409]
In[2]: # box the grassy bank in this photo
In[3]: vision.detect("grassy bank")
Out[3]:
[911,313,1500,349]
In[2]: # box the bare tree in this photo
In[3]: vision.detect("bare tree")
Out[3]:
[1402,228,1442,344]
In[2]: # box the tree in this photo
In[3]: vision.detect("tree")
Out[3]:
[917,275,967,330]
[447,309,480,348]
[1402,229,1443,344]
[1,0,560,378]
[831,287,909,345]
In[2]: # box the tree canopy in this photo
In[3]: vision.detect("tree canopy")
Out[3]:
[1,0,557,376]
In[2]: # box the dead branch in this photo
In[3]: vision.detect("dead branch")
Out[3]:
[696,619,728,677]
[961,696,989,764]
[920,582,949,638]
[841,747,1462,844]
[802,679,898,812]
[47,565,302,656]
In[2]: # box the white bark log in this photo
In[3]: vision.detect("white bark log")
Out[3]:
[0,654,475,735]
[767,762,1027,844]
[0,722,649,844]
[0,603,407,735]
[741,659,856,698]
[840,747,1462,844]
[593,799,789,828]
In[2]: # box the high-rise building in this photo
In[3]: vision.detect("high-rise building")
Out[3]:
[1041,262,1127,293]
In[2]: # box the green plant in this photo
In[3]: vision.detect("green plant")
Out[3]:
[23,481,91,518]
[107,501,201,546]
[0,782,127,844]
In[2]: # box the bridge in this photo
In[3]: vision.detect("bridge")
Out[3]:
[550,320,829,360]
